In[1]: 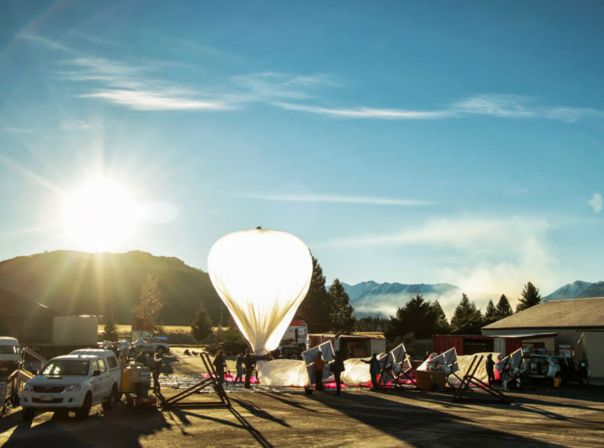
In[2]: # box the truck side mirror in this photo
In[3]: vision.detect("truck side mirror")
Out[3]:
[92,370,101,377]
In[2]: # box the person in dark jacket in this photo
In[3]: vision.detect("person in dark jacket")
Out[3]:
[152,346,165,392]
[486,354,495,385]
[243,349,255,389]
[314,351,326,391]
[235,352,244,383]
[362,353,381,390]
[213,350,226,385]
[330,351,346,395]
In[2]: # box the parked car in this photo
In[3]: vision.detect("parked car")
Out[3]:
[554,356,591,385]
[20,349,121,421]
[0,337,20,378]
[133,337,170,355]
[524,353,562,385]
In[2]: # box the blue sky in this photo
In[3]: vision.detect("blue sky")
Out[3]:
[1,1,603,307]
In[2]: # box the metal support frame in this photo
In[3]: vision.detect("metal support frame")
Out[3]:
[452,355,512,404]
[156,351,231,408]
[390,366,417,389]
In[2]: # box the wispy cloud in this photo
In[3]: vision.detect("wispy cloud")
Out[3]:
[588,192,603,213]
[239,193,434,207]
[323,216,550,248]
[273,102,451,119]
[80,90,232,111]
[324,215,557,312]
[0,127,35,134]
[59,120,93,132]
[23,32,602,120]
[231,72,336,101]
[60,56,234,111]
[453,95,600,122]
[18,32,74,53]
[276,94,601,122]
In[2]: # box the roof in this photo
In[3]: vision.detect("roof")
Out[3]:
[493,332,557,339]
[53,354,97,360]
[309,332,386,340]
[483,297,604,331]
[0,336,19,344]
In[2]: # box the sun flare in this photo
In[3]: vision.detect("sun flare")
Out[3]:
[61,178,140,251]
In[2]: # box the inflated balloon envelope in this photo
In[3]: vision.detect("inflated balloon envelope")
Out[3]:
[208,227,313,356]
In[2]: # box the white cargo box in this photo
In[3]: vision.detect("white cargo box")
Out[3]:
[52,315,99,346]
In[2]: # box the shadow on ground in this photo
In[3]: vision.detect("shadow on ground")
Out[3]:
[1,406,170,448]
[307,389,566,448]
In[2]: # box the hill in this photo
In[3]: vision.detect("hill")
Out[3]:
[0,250,226,325]
[545,280,604,300]
[343,281,461,317]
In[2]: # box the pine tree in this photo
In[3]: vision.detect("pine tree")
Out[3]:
[191,307,212,342]
[450,293,483,334]
[431,300,451,334]
[132,273,164,327]
[496,294,513,318]
[328,279,356,333]
[102,319,118,342]
[355,316,388,332]
[516,282,542,312]
[483,300,498,325]
[386,294,439,340]
[296,256,334,332]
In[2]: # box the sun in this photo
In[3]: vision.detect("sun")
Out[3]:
[61,178,140,251]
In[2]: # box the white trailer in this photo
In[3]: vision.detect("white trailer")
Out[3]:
[51,316,99,347]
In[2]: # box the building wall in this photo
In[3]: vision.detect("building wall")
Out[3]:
[483,327,604,379]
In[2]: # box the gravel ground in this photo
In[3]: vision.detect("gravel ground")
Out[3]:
[1,347,603,448]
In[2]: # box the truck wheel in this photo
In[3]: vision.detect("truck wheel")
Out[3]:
[76,393,92,420]
[102,385,118,411]
[22,407,35,422]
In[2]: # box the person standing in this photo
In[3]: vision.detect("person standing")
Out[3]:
[362,353,381,390]
[330,351,345,395]
[486,354,495,385]
[243,349,255,389]
[213,350,226,385]
[152,346,165,393]
[235,352,244,383]
[314,352,326,391]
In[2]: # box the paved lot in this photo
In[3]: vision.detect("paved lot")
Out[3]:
[2,349,603,447]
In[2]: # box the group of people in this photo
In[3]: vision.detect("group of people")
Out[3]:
[312,350,383,394]
[212,349,256,388]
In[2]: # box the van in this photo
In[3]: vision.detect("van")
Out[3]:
[0,337,20,377]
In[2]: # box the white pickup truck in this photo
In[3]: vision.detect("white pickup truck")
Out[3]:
[21,349,121,421]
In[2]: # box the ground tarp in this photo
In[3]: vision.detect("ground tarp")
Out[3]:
[256,359,310,387]
[447,352,502,386]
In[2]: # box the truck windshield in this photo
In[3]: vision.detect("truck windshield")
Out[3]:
[0,345,17,354]
[43,360,90,376]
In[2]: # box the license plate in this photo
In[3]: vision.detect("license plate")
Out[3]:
[40,396,55,401]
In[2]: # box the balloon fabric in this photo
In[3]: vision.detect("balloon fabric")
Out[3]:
[208,228,312,355]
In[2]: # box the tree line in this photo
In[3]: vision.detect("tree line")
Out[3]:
[385,281,543,341]
[108,255,543,345]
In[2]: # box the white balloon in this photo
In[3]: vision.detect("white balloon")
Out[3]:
[208,228,313,355]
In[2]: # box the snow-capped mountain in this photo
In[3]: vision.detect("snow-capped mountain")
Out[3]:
[342,281,462,317]
[545,280,604,300]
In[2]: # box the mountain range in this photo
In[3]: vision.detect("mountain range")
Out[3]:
[344,279,604,318]
[343,281,462,317]
[0,250,602,325]
[544,280,604,300]
[0,250,226,325]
